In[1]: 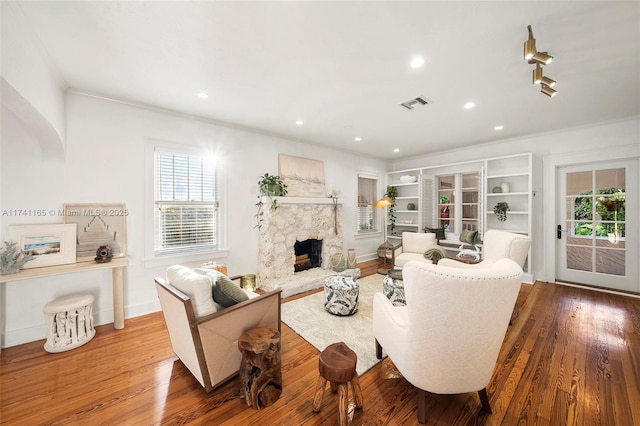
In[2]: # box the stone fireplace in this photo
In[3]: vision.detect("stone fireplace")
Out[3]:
[257,197,343,297]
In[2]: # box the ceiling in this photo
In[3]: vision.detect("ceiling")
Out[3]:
[10,1,640,159]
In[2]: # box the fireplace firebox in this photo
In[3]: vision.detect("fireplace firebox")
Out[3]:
[294,239,323,272]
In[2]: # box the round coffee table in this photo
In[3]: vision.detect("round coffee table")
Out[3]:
[383,269,405,306]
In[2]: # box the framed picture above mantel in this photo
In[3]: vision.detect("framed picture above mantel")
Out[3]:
[278,154,326,197]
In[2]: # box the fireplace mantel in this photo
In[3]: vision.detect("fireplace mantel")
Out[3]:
[261,196,342,205]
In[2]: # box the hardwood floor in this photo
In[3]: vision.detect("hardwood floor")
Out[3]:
[1,261,639,425]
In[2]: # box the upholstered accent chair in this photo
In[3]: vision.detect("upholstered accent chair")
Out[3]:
[438,229,531,269]
[373,259,523,424]
[155,271,281,392]
[393,232,438,269]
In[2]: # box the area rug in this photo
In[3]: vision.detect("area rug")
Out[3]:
[281,273,384,375]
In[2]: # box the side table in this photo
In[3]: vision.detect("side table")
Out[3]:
[238,326,282,409]
[383,269,405,306]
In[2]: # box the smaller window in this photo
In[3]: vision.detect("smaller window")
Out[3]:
[154,151,218,254]
[357,174,379,233]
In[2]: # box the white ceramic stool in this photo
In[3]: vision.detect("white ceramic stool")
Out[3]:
[43,293,96,353]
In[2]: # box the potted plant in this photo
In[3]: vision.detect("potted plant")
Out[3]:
[255,173,288,229]
[493,202,510,222]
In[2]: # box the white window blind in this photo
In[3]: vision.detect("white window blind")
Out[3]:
[154,151,217,254]
[357,174,378,233]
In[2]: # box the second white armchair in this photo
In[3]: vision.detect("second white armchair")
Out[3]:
[393,232,438,269]
[373,259,523,424]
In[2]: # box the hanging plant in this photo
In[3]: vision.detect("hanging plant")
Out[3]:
[255,173,288,229]
[493,202,510,222]
[386,185,398,235]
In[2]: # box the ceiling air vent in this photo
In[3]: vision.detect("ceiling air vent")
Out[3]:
[400,96,431,110]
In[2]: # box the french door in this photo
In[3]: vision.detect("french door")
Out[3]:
[557,160,638,292]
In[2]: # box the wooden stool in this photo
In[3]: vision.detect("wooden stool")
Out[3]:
[238,327,282,409]
[43,293,95,353]
[312,342,363,425]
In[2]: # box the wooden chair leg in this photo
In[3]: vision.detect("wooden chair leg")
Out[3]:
[417,388,427,424]
[330,381,338,393]
[350,374,364,409]
[375,339,383,359]
[312,376,326,412]
[478,388,492,413]
[338,383,349,426]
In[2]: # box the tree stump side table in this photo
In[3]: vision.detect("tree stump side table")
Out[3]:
[238,326,282,409]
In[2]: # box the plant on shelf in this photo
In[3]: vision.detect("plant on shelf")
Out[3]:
[493,202,510,222]
[255,173,288,229]
[386,185,398,235]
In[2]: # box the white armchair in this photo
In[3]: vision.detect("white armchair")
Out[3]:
[438,229,531,269]
[373,259,523,424]
[393,232,438,269]
[155,271,281,392]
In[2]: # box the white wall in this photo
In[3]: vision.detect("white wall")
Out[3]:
[1,2,66,153]
[390,117,640,282]
[0,93,386,347]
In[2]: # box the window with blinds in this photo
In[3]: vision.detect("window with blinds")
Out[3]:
[357,174,379,233]
[154,151,217,254]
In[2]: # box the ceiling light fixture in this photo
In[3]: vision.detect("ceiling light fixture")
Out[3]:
[410,56,425,68]
[531,51,553,65]
[523,25,536,60]
[541,76,556,87]
[295,120,304,126]
[533,64,543,84]
[197,92,208,99]
[393,148,400,153]
[354,137,362,142]
[494,125,504,131]
[464,101,475,109]
[541,84,557,97]
[524,25,557,97]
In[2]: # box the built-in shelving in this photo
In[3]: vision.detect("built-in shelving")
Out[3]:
[385,152,533,280]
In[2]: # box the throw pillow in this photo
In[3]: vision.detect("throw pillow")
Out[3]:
[194,268,249,308]
[425,227,446,241]
[459,229,478,245]
[423,247,447,261]
[166,265,217,317]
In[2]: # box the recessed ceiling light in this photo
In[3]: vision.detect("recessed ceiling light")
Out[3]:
[464,101,475,109]
[354,137,362,142]
[410,56,425,68]
[197,92,208,99]
[295,120,304,126]
[494,125,504,131]
[393,148,400,153]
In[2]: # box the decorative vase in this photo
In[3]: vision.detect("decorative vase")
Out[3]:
[501,182,510,193]
[407,202,416,210]
[331,253,347,272]
[346,249,357,269]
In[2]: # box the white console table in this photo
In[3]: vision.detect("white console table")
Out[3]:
[0,257,128,350]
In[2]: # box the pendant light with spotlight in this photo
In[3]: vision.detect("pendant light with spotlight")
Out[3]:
[524,25,558,97]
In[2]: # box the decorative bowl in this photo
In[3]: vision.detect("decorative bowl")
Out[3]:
[400,175,417,184]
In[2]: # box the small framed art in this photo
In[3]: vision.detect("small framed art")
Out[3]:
[8,224,77,268]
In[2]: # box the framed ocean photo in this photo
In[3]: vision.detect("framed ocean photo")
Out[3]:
[8,224,77,268]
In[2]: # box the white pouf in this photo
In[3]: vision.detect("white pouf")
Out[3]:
[324,275,359,316]
[43,293,96,353]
